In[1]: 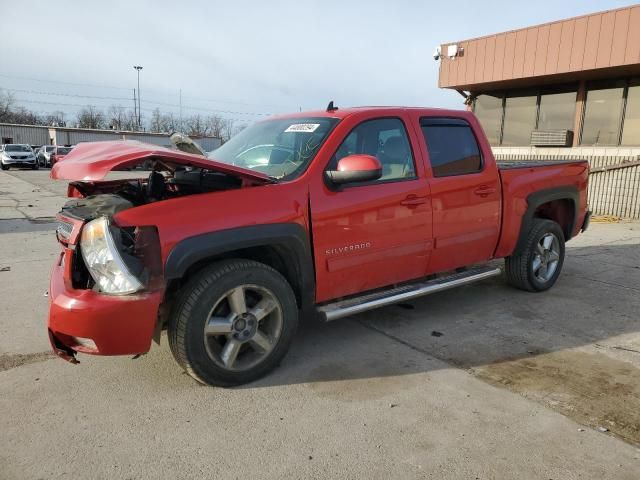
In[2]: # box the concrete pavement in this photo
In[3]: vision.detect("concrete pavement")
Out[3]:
[1,169,639,479]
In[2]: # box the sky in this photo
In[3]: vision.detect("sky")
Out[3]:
[0,0,636,126]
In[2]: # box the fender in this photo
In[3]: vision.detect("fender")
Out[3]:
[164,223,316,311]
[513,186,579,255]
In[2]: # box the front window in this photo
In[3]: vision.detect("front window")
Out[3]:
[473,94,503,145]
[538,92,576,131]
[5,145,32,152]
[57,147,73,155]
[207,117,339,179]
[501,95,537,146]
[621,83,640,145]
[328,117,415,182]
[581,85,625,145]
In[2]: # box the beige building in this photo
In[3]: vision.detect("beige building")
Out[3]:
[437,5,640,219]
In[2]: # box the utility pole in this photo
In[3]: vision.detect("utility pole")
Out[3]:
[133,65,143,129]
[132,89,137,130]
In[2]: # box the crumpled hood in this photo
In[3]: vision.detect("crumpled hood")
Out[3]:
[50,140,275,184]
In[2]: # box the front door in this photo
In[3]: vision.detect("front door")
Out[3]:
[310,116,432,303]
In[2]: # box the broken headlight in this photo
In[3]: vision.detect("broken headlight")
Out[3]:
[80,217,143,295]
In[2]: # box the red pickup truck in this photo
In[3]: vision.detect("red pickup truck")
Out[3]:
[48,106,590,386]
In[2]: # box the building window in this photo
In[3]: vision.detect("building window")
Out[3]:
[501,95,537,146]
[538,92,576,131]
[473,95,502,145]
[621,83,640,146]
[581,86,624,146]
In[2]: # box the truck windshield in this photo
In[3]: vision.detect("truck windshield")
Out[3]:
[207,117,339,180]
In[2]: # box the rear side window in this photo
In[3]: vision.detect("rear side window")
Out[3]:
[421,118,482,177]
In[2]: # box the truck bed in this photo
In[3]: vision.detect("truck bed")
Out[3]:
[497,159,588,169]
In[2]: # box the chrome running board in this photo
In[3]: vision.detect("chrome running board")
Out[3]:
[318,265,502,322]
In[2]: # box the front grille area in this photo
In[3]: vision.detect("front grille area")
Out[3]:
[56,221,74,241]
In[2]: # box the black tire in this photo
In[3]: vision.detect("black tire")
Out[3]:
[168,259,299,387]
[505,218,565,292]
[32,163,39,170]
[1,163,8,170]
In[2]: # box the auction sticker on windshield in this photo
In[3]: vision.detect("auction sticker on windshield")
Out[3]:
[285,123,320,133]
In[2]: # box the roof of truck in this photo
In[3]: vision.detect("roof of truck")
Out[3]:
[270,106,469,120]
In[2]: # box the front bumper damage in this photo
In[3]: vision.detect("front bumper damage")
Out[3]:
[47,232,164,363]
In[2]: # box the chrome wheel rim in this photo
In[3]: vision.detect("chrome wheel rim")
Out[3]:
[532,233,560,283]
[203,284,283,372]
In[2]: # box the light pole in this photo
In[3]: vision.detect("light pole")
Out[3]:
[133,65,143,129]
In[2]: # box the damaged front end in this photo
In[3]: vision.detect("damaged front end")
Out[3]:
[47,140,274,362]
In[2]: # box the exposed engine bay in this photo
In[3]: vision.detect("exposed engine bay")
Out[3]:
[62,167,244,220]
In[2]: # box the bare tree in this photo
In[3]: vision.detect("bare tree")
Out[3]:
[121,109,138,131]
[0,89,15,122]
[107,105,128,130]
[185,114,210,136]
[222,118,235,142]
[11,106,41,125]
[206,115,224,139]
[44,110,66,126]
[77,106,106,129]
[149,108,163,133]
[161,112,179,133]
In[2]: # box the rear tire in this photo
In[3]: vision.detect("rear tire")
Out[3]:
[505,219,565,292]
[168,259,298,387]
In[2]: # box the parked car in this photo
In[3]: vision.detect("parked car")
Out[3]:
[49,145,74,166]
[36,145,56,167]
[0,144,38,170]
[47,107,590,386]
[31,145,43,157]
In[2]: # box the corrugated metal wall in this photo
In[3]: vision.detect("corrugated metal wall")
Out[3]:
[1,124,221,152]
[194,137,222,151]
[55,130,124,145]
[495,153,640,219]
[0,124,50,145]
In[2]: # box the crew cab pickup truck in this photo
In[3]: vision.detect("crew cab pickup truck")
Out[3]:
[48,106,590,386]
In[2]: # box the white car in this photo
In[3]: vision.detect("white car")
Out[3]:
[0,144,38,170]
[36,145,56,167]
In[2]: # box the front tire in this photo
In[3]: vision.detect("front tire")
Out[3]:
[505,219,565,292]
[1,163,8,170]
[168,259,299,387]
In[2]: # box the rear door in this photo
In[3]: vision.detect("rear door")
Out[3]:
[309,115,432,303]
[417,116,501,273]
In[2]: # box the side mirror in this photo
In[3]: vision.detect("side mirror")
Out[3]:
[325,154,382,186]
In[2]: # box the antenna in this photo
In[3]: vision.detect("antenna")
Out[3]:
[326,101,338,112]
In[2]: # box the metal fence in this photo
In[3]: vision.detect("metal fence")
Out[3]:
[494,154,640,220]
